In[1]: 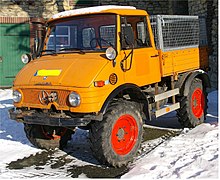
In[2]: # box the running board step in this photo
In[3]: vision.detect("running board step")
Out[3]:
[155,102,180,118]
[154,88,179,102]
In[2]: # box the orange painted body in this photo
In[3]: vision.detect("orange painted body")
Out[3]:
[13,7,208,113]
[159,48,200,77]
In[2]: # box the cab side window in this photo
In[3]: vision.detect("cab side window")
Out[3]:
[137,21,151,47]
[121,16,151,49]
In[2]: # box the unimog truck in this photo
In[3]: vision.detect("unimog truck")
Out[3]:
[9,5,210,167]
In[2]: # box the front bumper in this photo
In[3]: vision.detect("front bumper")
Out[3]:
[9,108,103,127]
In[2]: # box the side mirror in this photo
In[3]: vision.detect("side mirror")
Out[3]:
[121,26,135,48]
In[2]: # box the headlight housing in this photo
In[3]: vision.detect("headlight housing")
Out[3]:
[106,47,117,60]
[21,53,31,64]
[13,90,22,103]
[68,92,81,107]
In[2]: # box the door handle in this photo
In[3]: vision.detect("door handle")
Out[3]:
[0,56,2,63]
[151,54,159,58]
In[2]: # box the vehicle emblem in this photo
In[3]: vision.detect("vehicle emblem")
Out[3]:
[38,90,58,105]
[38,90,50,105]
[43,76,47,80]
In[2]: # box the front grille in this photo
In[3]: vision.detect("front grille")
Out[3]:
[22,89,70,108]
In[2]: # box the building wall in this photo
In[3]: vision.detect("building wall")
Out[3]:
[99,0,173,15]
[188,0,218,89]
[0,0,74,19]
[0,0,175,18]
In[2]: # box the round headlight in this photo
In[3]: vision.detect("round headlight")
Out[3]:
[13,90,22,103]
[21,54,31,64]
[106,47,117,60]
[68,92,81,107]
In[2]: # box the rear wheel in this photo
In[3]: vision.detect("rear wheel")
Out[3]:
[24,124,74,150]
[89,100,143,167]
[177,78,207,128]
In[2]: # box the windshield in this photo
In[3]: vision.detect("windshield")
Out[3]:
[44,14,116,54]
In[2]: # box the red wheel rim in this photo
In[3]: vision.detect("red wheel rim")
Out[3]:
[111,114,138,155]
[191,88,205,118]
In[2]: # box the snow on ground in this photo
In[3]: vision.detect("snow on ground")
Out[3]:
[122,90,219,179]
[0,89,41,177]
[0,89,219,178]
[0,90,40,160]
[122,123,218,179]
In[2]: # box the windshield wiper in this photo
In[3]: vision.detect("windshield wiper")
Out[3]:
[59,48,85,54]
[41,49,57,55]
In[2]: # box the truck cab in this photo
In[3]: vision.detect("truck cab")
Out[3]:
[13,6,161,114]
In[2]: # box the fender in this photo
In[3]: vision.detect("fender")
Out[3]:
[183,70,211,96]
[100,83,150,120]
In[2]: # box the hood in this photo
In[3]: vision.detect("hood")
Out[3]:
[14,53,108,88]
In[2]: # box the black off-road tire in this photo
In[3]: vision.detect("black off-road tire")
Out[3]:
[24,124,74,150]
[176,78,208,128]
[89,100,143,167]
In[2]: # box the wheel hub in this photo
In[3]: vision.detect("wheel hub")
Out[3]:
[116,128,126,141]
[111,114,138,155]
[191,88,204,118]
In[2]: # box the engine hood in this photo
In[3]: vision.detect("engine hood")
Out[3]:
[13,53,108,88]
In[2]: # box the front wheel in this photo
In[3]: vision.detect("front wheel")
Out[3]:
[177,78,208,128]
[24,124,74,150]
[89,100,143,167]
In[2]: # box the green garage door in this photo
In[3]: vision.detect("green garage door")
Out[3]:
[0,23,30,87]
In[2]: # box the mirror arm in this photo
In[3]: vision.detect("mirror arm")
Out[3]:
[113,59,116,67]
[120,48,134,72]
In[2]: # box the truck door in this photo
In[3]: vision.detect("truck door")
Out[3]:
[120,16,161,86]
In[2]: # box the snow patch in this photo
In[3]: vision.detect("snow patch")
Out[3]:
[78,173,88,178]
[122,123,218,179]
[0,139,41,166]
[0,89,12,101]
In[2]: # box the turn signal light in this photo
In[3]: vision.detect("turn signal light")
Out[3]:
[94,81,105,87]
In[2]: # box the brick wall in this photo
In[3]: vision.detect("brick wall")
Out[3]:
[0,16,29,23]
[188,0,218,89]
[99,0,173,15]
[0,0,99,18]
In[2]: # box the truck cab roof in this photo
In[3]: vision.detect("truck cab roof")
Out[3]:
[48,5,148,23]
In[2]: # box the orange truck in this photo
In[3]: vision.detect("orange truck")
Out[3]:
[9,6,210,167]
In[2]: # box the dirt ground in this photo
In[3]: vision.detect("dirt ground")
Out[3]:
[7,126,181,178]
